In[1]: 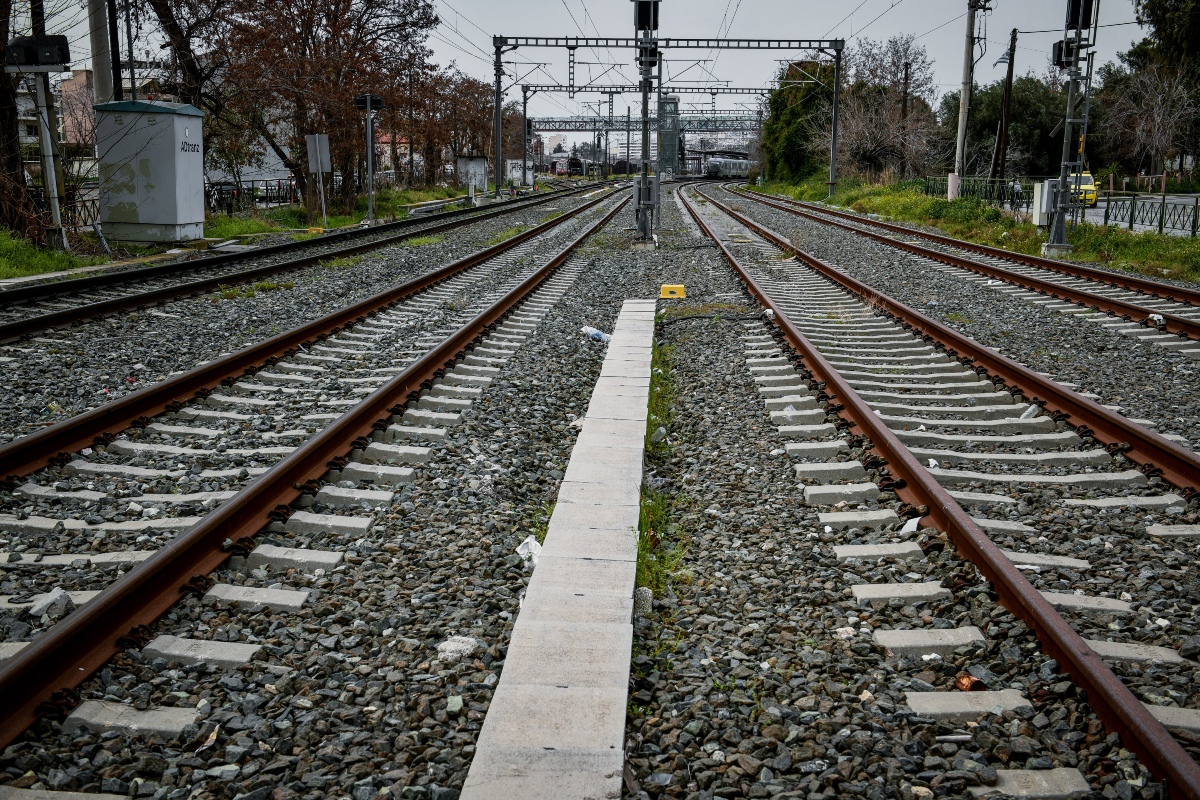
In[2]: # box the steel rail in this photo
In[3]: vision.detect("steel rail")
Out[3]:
[722,186,1200,342]
[696,186,1200,500]
[678,187,1200,799]
[0,189,616,483]
[0,185,604,343]
[0,193,630,750]
[1,183,597,305]
[728,186,1200,307]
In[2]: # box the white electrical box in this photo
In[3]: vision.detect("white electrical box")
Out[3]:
[1030,179,1059,227]
[94,100,205,242]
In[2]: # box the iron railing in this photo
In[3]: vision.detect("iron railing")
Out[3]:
[924,176,1033,213]
[1104,194,1200,237]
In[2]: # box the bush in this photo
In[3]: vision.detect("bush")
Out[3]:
[747,166,759,186]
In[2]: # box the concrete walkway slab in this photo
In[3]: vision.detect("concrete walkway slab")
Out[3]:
[462,298,653,800]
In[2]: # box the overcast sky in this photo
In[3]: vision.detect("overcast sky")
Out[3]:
[428,0,1143,145]
[50,0,1145,150]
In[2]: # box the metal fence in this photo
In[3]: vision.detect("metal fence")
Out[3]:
[924,176,1033,213]
[1103,194,1200,236]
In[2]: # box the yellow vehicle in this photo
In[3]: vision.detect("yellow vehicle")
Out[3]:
[1074,172,1097,207]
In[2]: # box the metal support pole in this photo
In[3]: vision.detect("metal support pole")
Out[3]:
[637,35,653,239]
[106,0,122,100]
[521,87,528,187]
[626,109,630,178]
[828,46,841,198]
[123,0,136,101]
[493,43,504,197]
[87,0,114,104]
[366,111,375,222]
[1129,194,1136,230]
[32,77,67,250]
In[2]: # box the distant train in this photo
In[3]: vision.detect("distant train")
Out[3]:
[706,158,752,178]
[553,159,569,176]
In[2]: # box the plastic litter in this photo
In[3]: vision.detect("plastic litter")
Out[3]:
[581,325,611,343]
[900,516,921,534]
[927,458,940,468]
[1019,405,1040,419]
[516,535,542,568]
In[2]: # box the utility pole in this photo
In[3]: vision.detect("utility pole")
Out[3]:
[87,0,114,104]
[900,61,910,177]
[123,0,136,100]
[1045,0,1098,254]
[492,40,504,197]
[106,0,122,100]
[29,0,67,249]
[828,42,843,198]
[989,29,1018,180]
[521,86,532,187]
[951,0,987,199]
[634,0,660,240]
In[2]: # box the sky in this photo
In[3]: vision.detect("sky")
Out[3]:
[41,0,1146,151]
[427,0,1144,148]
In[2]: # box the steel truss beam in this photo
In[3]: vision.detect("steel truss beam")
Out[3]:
[496,37,843,50]
[531,116,759,132]
[521,84,770,95]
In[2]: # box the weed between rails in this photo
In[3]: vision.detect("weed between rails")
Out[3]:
[637,338,692,598]
[484,226,531,246]
[217,280,294,300]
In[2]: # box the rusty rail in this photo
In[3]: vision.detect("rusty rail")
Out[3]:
[0,194,629,749]
[722,186,1200,343]
[701,187,1200,498]
[0,184,599,343]
[678,186,1200,799]
[0,190,615,483]
[730,185,1200,307]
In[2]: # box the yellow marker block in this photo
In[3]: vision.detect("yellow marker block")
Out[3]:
[308,227,324,234]
[660,285,685,299]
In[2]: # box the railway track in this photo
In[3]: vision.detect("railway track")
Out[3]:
[0,183,606,342]
[4,178,1200,800]
[677,184,1200,798]
[721,185,1200,360]
[0,188,628,750]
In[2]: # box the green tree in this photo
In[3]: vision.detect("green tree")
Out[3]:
[761,61,835,182]
[939,76,1065,176]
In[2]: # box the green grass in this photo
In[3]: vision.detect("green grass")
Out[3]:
[401,235,444,247]
[484,226,531,246]
[645,339,675,456]
[204,184,470,238]
[750,176,1200,282]
[635,489,691,597]
[0,230,107,280]
[217,280,294,299]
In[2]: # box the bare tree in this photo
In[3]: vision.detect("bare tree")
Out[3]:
[805,35,941,181]
[1103,65,1196,174]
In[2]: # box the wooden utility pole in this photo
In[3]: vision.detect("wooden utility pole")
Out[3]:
[989,28,1018,180]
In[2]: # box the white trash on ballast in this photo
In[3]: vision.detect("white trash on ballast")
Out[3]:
[1019,405,1040,419]
[581,326,611,343]
[516,535,542,568]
